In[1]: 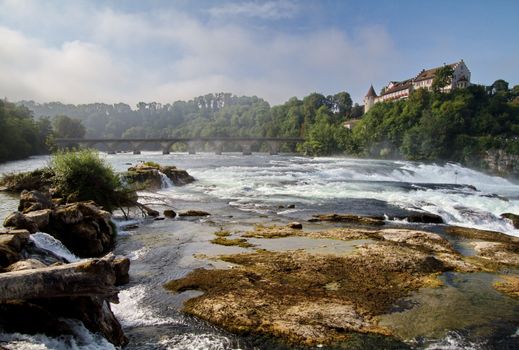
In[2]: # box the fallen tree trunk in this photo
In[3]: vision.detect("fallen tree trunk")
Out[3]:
[0,258,117,302]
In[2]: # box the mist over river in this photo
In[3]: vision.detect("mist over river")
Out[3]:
[1,152,518,349]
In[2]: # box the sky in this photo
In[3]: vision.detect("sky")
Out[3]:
[0,0,518,107]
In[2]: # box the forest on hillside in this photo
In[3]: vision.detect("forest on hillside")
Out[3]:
[353,82,519,167]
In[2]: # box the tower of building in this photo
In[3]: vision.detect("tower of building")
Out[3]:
[364,85,377,113]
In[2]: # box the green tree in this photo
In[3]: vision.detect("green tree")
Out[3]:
[0,100,48,162]
[52,115,86,138]
[431,66,454,92]
[492,79,509,94]
[331,92,353,118]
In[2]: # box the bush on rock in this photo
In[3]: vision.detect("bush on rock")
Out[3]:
[51,149,137,212]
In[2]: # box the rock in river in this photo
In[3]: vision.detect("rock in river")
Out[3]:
[123,162,195,189]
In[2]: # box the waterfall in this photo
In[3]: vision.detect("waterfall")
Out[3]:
[158,171,174,188]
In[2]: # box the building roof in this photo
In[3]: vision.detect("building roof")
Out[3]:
[365,85,377,98]
[413,62,458,82]
[381,79,413,95]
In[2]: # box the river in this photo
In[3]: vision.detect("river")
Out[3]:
[0,152,518,349]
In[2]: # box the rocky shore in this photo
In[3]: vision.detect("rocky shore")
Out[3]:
[0,161,196,346]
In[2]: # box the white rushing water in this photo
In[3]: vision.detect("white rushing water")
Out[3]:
[30,232,80,263]
[168,156,519,237]
[0,320,116,350]
[158,170,174,188]
[1,154,517,236]
[111,285,181,327]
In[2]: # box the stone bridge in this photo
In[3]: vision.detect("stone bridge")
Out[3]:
[54,137,305,155]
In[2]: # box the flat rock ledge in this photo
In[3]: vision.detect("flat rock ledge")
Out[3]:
[310,212,444,225]
[165,226,470,346]
[166,224,519,346]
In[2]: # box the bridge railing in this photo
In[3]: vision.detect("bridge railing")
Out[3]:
[54,137,305,155]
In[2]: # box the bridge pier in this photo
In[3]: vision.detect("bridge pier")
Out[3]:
[187,141,197,155]
[131,142,143,155]
[267,141,280,155]
[239,141,254,155]
[211,141,224,155]
[105,142,117,155]
[161,142,173,154]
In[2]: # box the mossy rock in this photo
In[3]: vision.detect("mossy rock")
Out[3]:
[0,169,54,193]
[211,237,254,248]
[165,242,454,346]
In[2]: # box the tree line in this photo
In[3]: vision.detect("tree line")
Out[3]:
[19,92,363,154]
[6,77,519,166]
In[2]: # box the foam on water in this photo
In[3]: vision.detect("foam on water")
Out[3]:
[423,332,482,350]
[111,285,180,327]
[157,333,238,350]
[186,157,519,236]
[114,218,142,236]
[30,232,80,263]
[0,320,115,350]
[126,246,149,261]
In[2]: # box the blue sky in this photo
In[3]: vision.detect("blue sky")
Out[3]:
[0,0,517,106]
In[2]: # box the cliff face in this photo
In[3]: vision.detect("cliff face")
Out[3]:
[483,149,519,178]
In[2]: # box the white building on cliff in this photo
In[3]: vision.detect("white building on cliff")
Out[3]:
[364,60,471,113]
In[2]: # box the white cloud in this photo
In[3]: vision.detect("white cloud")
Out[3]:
[0,26,130,103]
[208,0,299,20]
[0,2,401,105]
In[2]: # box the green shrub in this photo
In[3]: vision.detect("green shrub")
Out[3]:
[142,161,161,168]
[50,149,136,212]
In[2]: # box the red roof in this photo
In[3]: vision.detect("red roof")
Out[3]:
[413,62,458,82]
[381,79,413,95]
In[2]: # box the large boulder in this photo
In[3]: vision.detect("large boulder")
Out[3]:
[3,212,38,233]
[25,209,52,230]
[161,165,195,185]
[18,190,53,213]
[0,229,30,268]
[46,202,115,258]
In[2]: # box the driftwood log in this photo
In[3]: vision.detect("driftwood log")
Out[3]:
[0,258,118,302]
